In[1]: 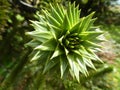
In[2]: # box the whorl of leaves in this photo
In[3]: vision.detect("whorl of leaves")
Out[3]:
[26,2,103,82]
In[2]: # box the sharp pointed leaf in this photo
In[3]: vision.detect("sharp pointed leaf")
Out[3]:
[30,21,48,31]
[26,31,52,42]
[76,57,88,76]
[25,40,41,48]
[50,4,63,24]
[83,57,96,70]
[51,44,64,59]
[60,56,68,78]
[35,38,57,51]
[43,57,59,74]
[78,12,95,33]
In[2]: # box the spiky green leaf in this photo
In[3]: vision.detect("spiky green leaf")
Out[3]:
[26,3,104,82]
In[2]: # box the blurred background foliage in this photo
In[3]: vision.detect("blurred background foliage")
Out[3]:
[0,0,120,90]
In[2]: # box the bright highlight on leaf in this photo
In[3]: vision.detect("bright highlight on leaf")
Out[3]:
[26,2,103,82]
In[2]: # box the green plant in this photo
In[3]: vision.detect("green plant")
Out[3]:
[0,0,10,39]
[26,2,103,82]
[69,0,115,17]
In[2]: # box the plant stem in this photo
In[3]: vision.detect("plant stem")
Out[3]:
[0,50,30,90]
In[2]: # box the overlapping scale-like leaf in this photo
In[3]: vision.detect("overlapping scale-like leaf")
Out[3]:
[76,57,88,76]
[63,3,80,30]
[78,12,95,33]
[35,38,57,51]
[67,52,89,82]
[43,56,60,74]
[26,31,52,42]
[50,4,64,25]
[70,2,80,25]
[60,55,68,78]
[25,40,41,48]
[50,44,64,59]
[30,21,48,31]
[80,31,103,40]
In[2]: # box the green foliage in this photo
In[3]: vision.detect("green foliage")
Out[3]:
[0,0,34,89]
[69,0,118,19]
[0,0,119,89]
[26,2,103,82]
[0,0,10,26]
[0,0,10,35]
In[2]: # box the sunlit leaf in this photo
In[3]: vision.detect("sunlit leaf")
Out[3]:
[26,3,103,82]
[60,56,68,78]
[43,57,59,74]
[35,38,57,51]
